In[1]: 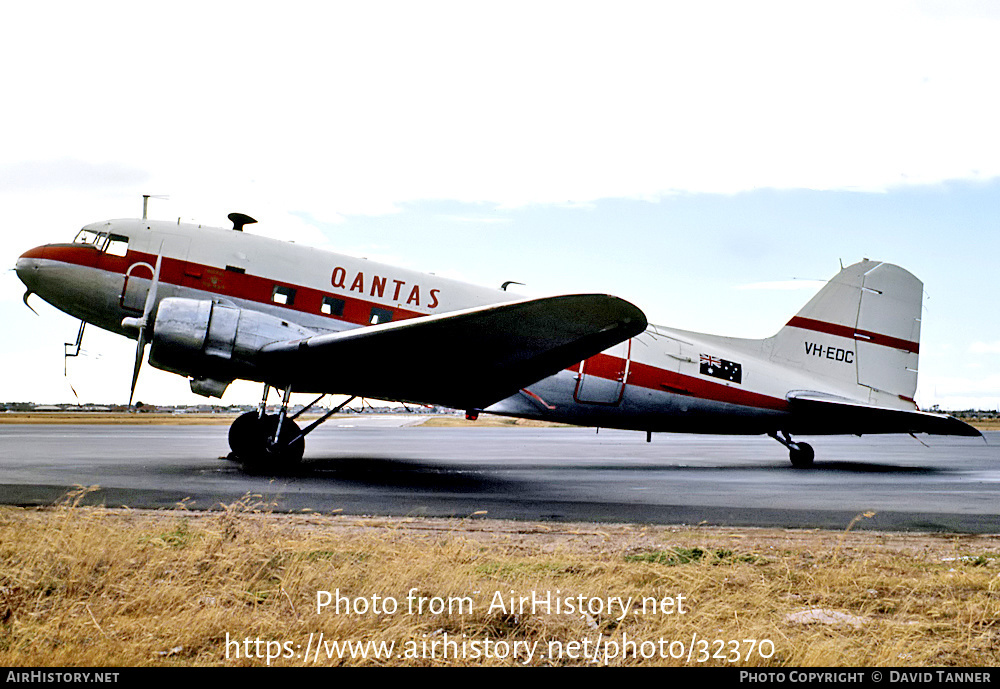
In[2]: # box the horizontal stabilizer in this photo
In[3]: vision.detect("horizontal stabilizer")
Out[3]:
[786,391,981,437]
[260,294,647,410]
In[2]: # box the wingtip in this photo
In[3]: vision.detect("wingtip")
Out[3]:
[948,416,984,437]
[596,294,648,334]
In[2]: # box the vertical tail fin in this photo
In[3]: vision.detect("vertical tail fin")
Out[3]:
[770,260,922,408]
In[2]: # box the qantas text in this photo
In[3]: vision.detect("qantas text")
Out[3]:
[331,267,440,308]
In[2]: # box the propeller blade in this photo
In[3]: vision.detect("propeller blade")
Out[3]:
[128,244,162,410]
[22,290,38,316]
[129,327,147,409]
[141,248,163,325]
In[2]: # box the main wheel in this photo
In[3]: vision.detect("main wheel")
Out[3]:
[228,412,305,472]
[788,442,815,468]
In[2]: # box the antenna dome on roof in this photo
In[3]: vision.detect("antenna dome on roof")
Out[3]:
[228,212,257,232]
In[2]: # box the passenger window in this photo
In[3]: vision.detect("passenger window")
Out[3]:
[321,296,345,316]
[271,285,296,306]
[369,307,393,324]
[105,234,129,257]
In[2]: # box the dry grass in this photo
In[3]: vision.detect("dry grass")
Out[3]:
[967,419,1000,431]
[0,413,342,426]
[0,413,239,425]
[0,494,998,667]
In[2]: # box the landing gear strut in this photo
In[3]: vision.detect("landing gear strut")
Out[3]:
[769,431,815,468]
[227,384,355,473]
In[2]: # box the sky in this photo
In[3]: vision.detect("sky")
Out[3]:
[1,1,998,410]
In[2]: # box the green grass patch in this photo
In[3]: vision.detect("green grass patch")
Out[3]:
[625,546,764,566]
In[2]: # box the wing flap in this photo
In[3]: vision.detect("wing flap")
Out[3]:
[786,391,981,437]
[259,294,647,409]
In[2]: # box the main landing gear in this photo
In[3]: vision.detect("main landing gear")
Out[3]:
[227,384,355,473]
[769,431,815,468]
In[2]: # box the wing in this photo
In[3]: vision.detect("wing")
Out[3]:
[786,391,981,436]
[259,294,647,410]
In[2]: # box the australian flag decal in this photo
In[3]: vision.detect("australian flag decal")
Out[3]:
[700,353,743,384]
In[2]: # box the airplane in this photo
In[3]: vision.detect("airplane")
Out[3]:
[15,208,979,472]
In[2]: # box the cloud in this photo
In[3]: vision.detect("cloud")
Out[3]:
[919,370,1000,410]
[2,3,998,408]
[439,216,512,224]
[970,341,1000,354]
[5,4,1000,216]
[737,280,828,291]
[0,160,149,193]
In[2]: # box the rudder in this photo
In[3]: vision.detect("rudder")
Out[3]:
[770,260,922,408]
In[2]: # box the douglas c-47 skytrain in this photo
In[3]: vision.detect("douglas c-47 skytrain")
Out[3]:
[15,208,979,471]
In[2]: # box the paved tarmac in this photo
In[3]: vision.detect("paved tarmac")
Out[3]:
[0,420,996,532]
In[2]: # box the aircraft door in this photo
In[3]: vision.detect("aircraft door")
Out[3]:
[574,339,631,405]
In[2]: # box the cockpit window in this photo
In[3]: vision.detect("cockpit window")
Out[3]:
[105,234,129,257]
[73,229,108,249]
[72,229,129,257]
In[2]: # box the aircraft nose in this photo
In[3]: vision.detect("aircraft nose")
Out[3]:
[15,257,34,289]
[15,246,47,291]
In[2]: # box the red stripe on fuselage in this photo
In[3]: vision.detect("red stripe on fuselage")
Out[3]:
[573,353,789,412]
[39,244,427,328]
[786,316,919,354]
[38,244,789,413]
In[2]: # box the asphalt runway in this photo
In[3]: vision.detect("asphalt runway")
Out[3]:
[0,419,997,532]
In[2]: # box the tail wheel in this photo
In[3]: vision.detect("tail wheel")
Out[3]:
[770,431,816,468]
[228,412,304,472]
[789,442,815,468]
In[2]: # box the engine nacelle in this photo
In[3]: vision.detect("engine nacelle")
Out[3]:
[149,297,315,386]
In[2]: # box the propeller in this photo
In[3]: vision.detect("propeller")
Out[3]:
[22,290,39,316]
[121,248,163,409]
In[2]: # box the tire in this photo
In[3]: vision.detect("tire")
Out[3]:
[228,412,304,473]
[789,442,815,468]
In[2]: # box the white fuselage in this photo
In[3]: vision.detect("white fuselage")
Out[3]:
[18,217,921,436]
